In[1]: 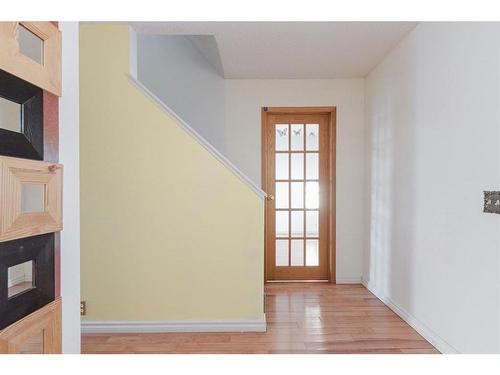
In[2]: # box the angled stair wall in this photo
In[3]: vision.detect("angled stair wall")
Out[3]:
[80,24,265,331]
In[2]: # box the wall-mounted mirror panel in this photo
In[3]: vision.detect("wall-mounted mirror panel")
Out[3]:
[0,233,55,330]
[21,183,45,214]
[7,260,34,298]
[0,156,62,242]
[18,25,43,65]
[0,22,61,96]
[0,69,43,160]
[0,96,22,133]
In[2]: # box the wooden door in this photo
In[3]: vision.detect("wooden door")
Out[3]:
[263,108,335,281]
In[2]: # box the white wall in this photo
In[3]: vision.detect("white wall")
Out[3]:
[364,22,500,353]
[59,22,81,354]
[137,34,226,154]
[225,79,365,282]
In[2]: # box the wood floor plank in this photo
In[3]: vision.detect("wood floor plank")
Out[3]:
[81,283,439,354]
[304,339,435,350]
[400,348,440,354]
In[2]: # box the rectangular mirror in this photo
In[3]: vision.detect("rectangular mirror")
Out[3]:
[18,25,44,64]
[0,233,55,330]
[0,69,43,160]
[8,260,34,299]
[21,183,45,214]
[0,96,22,133]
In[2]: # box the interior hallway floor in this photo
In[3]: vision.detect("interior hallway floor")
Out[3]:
[81,283,439,354]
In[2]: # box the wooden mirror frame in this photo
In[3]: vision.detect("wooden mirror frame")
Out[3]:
[0,298,60,353]
[0,22,61,96]
[0,156,63,242]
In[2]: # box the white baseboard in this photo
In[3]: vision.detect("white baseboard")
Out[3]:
[336,277,363,284]
[362,278,459,354]
[81,319,267,334]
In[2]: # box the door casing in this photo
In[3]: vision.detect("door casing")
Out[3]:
[261,107,336,283]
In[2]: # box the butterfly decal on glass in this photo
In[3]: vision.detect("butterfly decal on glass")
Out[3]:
[309,131,316,137]
[277,128,288,137]
[293,129,302,136]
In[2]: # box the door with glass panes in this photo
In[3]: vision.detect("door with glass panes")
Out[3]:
[263,109,334,281]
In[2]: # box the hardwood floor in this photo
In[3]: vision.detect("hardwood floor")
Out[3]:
[81,283,439,354]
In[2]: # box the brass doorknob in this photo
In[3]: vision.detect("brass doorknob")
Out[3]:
[266,194,275,201]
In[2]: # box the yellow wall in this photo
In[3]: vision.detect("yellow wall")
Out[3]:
[80,24,264,322]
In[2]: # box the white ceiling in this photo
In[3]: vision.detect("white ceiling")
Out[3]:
[132,22,417,79]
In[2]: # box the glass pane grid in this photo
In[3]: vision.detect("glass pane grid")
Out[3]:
[276,239,289,266]
[306,124,319,151]
[291,239,304,266]
[284,237,319,240]
[306,153,319,180]
[306,239,319,266]
[291,124,304,151]
[275,210,319,212]
[290,153,304,180]
[274,122,321,268]
[275,124,289,151]
[291,182,304,208]
[275,182,289,209]
[275,153,289,180]
[276,211,289,238]
[291,210,304,237]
